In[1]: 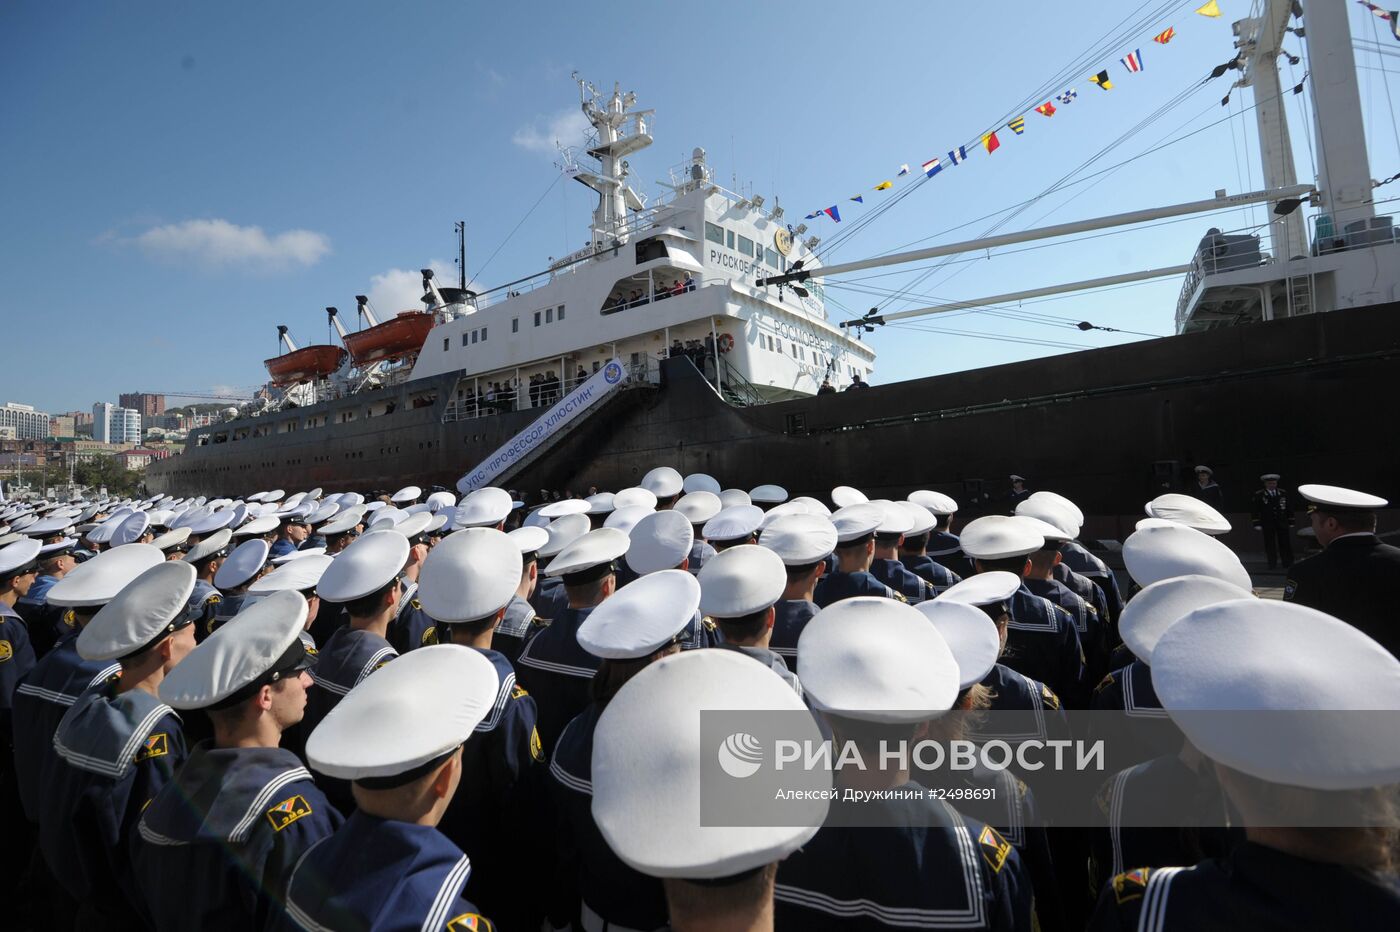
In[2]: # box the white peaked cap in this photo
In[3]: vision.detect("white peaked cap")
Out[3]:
[613,487,660,510]
[1027,491,1084,527]
[1010,514,1071,544]
[1118,574,1252,665]
[418,528,521,624]
[1153,599,1400,790]
[454,488,513,528]
[799,597,961,723]
[640,466,684,498]
[759,514,838,565]
[391,485,422,503]
[540,499,591,518]
[538,513,592,558]
[319,506,366,536]
[1135,517,1182,532]
[0,538,41,576]
[1297,484,1388,510]
[916,599,1001,690]
[591,650,825,878]
[214,539,270,590]
[369,507,404,528]
[626,510,694,575]
[308,501,341,525]
[908,490,958,515]
[871,500,914,536]
[959,515,1043,560]
[273,547,326,565]
[935,571,1021,607]
[830,485,869,508]
[674,491,723,525]
[1015,498,1081,538]
[315,530,409,602]
[307,644,498,780]
[830,503,884,543]
[697,544,786,618]
[895,501,938,536]
[683,473,722,495]
[702,505,765,543]
[719,489,752,508]
[748,484,789,504]
[233,515,279,537]
[159,590,308,710]
[47,544,165,608]
[545,527,630,577]
[247,555,335,596]
[1145,493,1231,535]
[585,493,617,515]
[425,491,458,513]
[77,562,196,661]
[577,569,700,660]
[182,528,233,565]
[1123,523,1252,591]
[507,526,549,556]
[603,505,654,535]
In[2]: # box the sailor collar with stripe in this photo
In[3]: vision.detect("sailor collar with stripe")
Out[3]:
[53,680,179,780]
[471,648,518,733]
[15,636,120,709]
[548,702,605,797]
[516,606,600,680]
[495,594,536,640]
[308,627,398,697]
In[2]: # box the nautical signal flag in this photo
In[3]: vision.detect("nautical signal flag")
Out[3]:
[823,206,841,222]
[874,180,893,190]
[922,157,943,177]
[1090,70,1114,90]
[1195,0,1221,17]
[1057,88,1078,104]
[850,195,864,203]
[981,132,1000,154]
[948,146,967,165]
[897,164,911,176]
[1035,101,1057,117]
[1154,26,1176,44]
[1122,49,1144,73]
[1008,116,1026,135]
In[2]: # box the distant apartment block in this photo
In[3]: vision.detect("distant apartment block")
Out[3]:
[1,402,50,440]
[93,402,142,444]
[119,392,165,420]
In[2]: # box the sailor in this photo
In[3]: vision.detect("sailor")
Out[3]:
[1014,514,1109,684]
[698,543,801,695]
[867,500,940,602]
[527,512,590,621]
[909,489,976,579]
[758,512,836,662]
[111,510,155,546]
[15,535,80,658]
[380,512,439,653]
[1,538,41,745]
[132,590,341,930]
[390,484,422,507]
[1190,464,1224,510]
[548,569,700,931]
[150,525,192,559]
[516,527,629,754]
[416,529,545,929]
[812,503,906,607]
[493,525,547,666]
[775,597,1036,929]
[318,506,365,556]
[960,515,1086,705]
[896,499,962,592]
[1248,474,1295,569]
[674,489,721,574]
[1089,600,1400,930]
[582,491,615,529]
[208,538,271,635]
[181,527,231,639]
[702,503,765,552]
[297,500,340,551]
[1281,484,1400,656]
[41,561,197,927]
[1026,491,1126,626]
[270,510,311,560]
[247,554,334,656]
[1008,474,1031,506]
[640,465,685,511]
[455,487,515,532]
[749,483,789,509]
[625,509,718,648]
[182,507,236,548]
[590,649,822,930]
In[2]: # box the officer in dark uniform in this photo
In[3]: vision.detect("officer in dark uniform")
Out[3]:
[1008,474,1032,507]
[757,513,835,663]
[273,645,496,932]
[181,528,231,640]
[1190,465,1224,510]
[132,589,341,931]
[1249,475,1294,570]
[812,504,907,607]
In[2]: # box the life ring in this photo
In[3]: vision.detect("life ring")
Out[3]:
[717,333,734,353]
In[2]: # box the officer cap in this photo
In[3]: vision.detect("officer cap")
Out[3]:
[640,466,684,498]
[273,546,326,565]
[683,473,722,495]
[800,597,961,722]
[22,516,72,537]
[830,485,869,509]
[39,538,76,556]
[546,527,630,579]
[1298,483,1388,512]
[1123,523,1252,591]
[188,509,236,536]
[626,511,694,575]
[614,487,660,510]
[307,644,498,784]
[1014,498,1081,538]
[233,515,279,538]
[585,492,617,515]
[759,514,838,565]
[719,488,752,508]
[895,501,938,536]
[603,505,654,535]
[1010,514,1072,545]
[47,544,164,608]
[182,528,234,565]
[1260,473,1280,481]
[307,501,341,526]
[577,569,699,659]
[159,590,310,710]
[908,490,958,516]
[1118,575,1251,665]
[373,512,431,540]
[1144,493,1231,535]
[1154,599,1400,790]
[319,507,366,537]
[454,488,513,528]
[419,528,520,624]
[424,491,458,513]
[674,491,722,526]
[1193,465,1212,475]
[697,544,785,618]
[316,531,409,602]
[215,540,270,590]
[871,500,914,537]
[78,561,196,661]
[591,650,825,879]
[540,499,591,518]
[507,526,549,560]
[538,513,592,558]
[935,571,1021,607]
[368,507,404,528]
[748,484,789,505]
[916,599,1000,690]
[247,554,334,596]
[959,515,1042,560]
[1009,474,1025,482]
[703,505,764,544]
[390,485,421,504]
[830,503,884,544]
[1027,491,1084,527]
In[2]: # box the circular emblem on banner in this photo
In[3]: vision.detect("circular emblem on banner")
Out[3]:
[603,361,624,384]
[773,227,793,257]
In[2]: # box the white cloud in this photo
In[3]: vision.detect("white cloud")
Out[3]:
[512,108,590,154]
[364,259,465,317]
[128,218,331,270]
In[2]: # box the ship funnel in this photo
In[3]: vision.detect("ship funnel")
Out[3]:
[355,294,380,328]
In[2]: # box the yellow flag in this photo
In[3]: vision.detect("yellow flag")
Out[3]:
[1195,0,1221,17]
[873,180,893,190]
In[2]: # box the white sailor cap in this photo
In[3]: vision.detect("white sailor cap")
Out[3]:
[546,527,630,579]
[307,501,341,526]
[77,561,196,661]
[215,539,270,589]
[336,492,366,507]
[247,554,334,596]
[1010,514,1072,545]
[316,530,409,602]
[10,514,40,533]
[417,491,452,514]
[1260,473,1281,482]
[1118,575,1252,665]
[306,644,498,784]
[683,473,722,495]
[1153,599,1400,790]
[935,571,1021,607]
[182,528,234,565]
[188,510,235,536]
[264,489,287,503]
[703,505,764,544]
[831,485,869,509]
[1014,497,1081,538]
[540,499,591,518]
[757,501,807,529]
[578,569,700,659]
[959,515,1043,560]
[379,512,431,540]
[871,500,914,537]
[47,544,165,608]
[603,505,654,535]
[718,488,752,508]
[369,507,404,528]
[424,514,449,536]
[538,513,592,558]
[22,516,72,537]
[1027,491,1084,527]
[613,487,659,510]
[363,500,387,514]
[1144,493,1231,535]
[830,503,885,543]
[400,502,430,517]
[1298,483,1388,511]
[151,530,191,555]
[748,484,789,505]
[454,488,514,528]
[146,510,175,529]
[800,597,962,722]
[233,515,279,538]
[674,491,722,526]
[507,525,549,558]
[916,599,1001,690]
[1193,465,1212,475]
[895,501,938,536]
[640,466,684,498]
[319,507,366,537]
[697,544,785,618]
[273,546,326,564]
[759,514,838,565]
[39,538,76,556]
[417,528,520,624]
[591,650,824,880]
[1134,517,1180,532]
[1123,523,1252,591]
[1009,474,1026,483]
[86,511,131,544]
[0,533,19,548]
[626,511,694,575]
[391,485,421,504]
[790,496,832,517]
[159,590,310,711]
[584,493,616,515]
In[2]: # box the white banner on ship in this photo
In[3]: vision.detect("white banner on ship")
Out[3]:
[457,358,628,494]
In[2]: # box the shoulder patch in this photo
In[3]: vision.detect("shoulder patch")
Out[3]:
[1112,867,1152,904]
[410,597,422,611]
[978,824,1012,874]
[1283,579,1297,600]
[304,645,319,657]
[1040,683,1061,711]
[266,794,313,832]
[63,608,77,627]
[891,589,909,603]
[0,640,11,662]
[530,615,550,627]
[206,616,218,636]
[1093,672,1116,695]
[421,625,437,645]
[510,683,529,700]
[703,616,718,632]
[530,726,545,763]
[135,733,169,761]
[206,593,221,605]
[446,913,493,932]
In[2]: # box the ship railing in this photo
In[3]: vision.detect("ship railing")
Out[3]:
[441,358,659,423]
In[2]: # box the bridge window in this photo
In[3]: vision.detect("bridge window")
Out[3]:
[512,318,519,333]
[765,247,781,269]
[737,235,754,257]
[705,222,724,245]
[546,307,554,323]
[534,311,541,327]
[462,332,470,346]
[471,330,478,344]
[556,306,564,322]
[481,326,488,340]
[726,230,735,249]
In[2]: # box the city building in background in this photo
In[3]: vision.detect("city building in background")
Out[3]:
[1,402,51,440]
[92,402,141,444]
[116,447,170,470]
[49,415,76,438]
[119,392,165,421]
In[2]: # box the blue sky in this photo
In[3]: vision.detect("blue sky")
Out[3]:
[3,0,1398,414]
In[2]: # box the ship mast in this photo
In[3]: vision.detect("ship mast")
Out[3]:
[570,76,653,251]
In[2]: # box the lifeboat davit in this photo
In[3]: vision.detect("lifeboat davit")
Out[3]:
[263,345,348,386]
[342,311,435,366]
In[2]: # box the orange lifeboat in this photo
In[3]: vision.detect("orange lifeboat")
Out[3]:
[263,344,347,386]
[342,311,435,366]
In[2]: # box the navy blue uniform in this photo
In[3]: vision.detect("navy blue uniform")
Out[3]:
[1026,576,1108,685]
[186,580,221,641]
[528,574,569,620]
[207,590,247,637]
[270,538,298,560]
[515,606,598,756]
[928,530,976,579]
[900,552,963,593]
[870,556,938,603]
[276,810,493,932]
[45,683,187,922]
[134,743,343,931]
[971,664,1070,747]
[548,702,669,930]
[720,643,802,696]
[1284,533,1400,657]
[1001,586,1084,706]
[492,593,536,666]
[303,627,397,810]
[1090,661,1183,766]
[389,582,438,653]
[1054,564,1113,644]
[814,570,905,608]
[1059,541,1123,624]
[15,574,65,658]
[774,790,1036,930]
[1,601,37,818]
[771,598,818,662]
